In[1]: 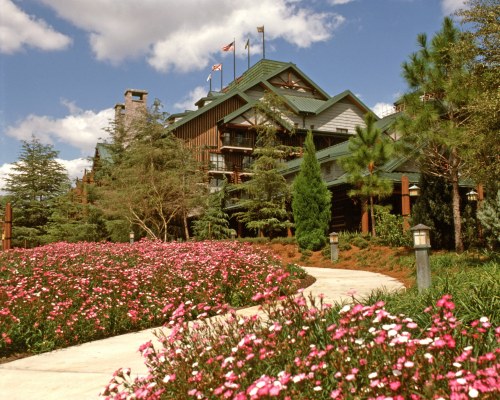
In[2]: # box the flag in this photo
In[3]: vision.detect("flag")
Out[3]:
[221,41,234,52]
[212,63,222,71]
[245,38,249,49]
[206,73,212,81]
[257,26,264,33]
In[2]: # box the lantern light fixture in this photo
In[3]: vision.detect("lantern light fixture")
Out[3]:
[409,184,421,197]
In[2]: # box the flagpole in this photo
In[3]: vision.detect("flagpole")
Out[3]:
[221,64,223,91]
[233,38,236,81]
[263,28,265,59]
[257,26,265,59]
[246,38,250,69]
[209,76,212,92]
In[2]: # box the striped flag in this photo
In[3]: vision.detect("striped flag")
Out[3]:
[257,26,264,33]
[221,41,234,52]
[212,64,222,71]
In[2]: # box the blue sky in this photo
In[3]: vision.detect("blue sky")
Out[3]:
[0,0,467,189]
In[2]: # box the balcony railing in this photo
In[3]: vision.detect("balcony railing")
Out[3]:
[221,134,253,150]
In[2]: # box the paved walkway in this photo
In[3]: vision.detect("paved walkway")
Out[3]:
[0,267,404,400]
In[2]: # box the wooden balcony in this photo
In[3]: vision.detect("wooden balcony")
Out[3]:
[220,134,253,151]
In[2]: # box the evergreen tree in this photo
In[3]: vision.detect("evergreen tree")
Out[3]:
[97,101,205,241]
[456,0,500,191]
[234,93,294,238]
[396,17,474,252]
[411,174,455,249]
[292,131,331,250]
[192,181,231,240]
[3,136,69,247]
[340,113,393,237]
[477,189,500,250]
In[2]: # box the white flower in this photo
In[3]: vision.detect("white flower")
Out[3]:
[479,316,489,323]
[456,378,467,385]
[340,305,351,313]
[368,372,378,379]
[392,370,402,377]
[468,388,479,398]
[313,386,322,391]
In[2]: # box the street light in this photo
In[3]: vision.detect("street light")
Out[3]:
[466,189,478,202]
[329,232,339,262]
[409,184,421,197]
[411,224,431,292]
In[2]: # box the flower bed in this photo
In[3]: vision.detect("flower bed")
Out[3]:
[0,240,299,357]
[103,295,499,399]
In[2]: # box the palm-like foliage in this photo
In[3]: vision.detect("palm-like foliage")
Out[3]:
[340,113,393,236]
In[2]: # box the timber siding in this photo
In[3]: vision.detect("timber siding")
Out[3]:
[173,96,245,152]
[312,99,366,133]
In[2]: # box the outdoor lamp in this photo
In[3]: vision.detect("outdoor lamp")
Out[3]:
[329,232,339,262]
[466,189,478,202]
[411,224,431,292]
[411,224,431,248]
[409,184,421,197]
[230,229,237,240]
[129,231,135,244]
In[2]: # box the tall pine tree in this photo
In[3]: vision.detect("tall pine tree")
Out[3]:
[3,136,69,247]
[292,131,331,250]
[397,17,474,252]
[340,114,393,237]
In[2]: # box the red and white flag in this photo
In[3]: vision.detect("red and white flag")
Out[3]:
[212,63,222,71]
[221,41,234,52]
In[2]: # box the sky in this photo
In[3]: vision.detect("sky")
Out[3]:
[0,0,468,190]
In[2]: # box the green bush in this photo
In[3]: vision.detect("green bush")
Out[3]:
[351,235,370,249]
[374,205,412,247]
[296,230,327,251]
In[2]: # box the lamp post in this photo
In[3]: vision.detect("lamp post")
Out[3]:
[409,184,421,197]
[230,229,237,240]
[411,224,431,293]
[329,232,339,262]
[129,231,135,244]
[466,189,478,202]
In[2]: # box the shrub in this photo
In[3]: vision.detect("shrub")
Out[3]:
[374,205,412,247]
[351,235,370,249]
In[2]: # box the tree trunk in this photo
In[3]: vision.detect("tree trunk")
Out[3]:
[369,195,376,237]
[183,210,190,241]
[451,172,463,253]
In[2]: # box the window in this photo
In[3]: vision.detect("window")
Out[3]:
[209,153,226,170]
[336,128,348,133]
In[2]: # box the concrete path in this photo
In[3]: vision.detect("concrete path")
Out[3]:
[0,267,403,400]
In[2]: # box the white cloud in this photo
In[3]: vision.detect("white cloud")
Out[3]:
[5,104,114,156]
[328,0,355,4]
[0,158,91,194]
[37,0,344,72]
[0,0,71,54]
[56,158,92,183]
[0,162,15,193]
[441,0,467,15]
[174,86,208,111]
[372,102,396,118]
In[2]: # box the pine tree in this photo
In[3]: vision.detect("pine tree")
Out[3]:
[97,101,205,241]
[397,17,474,252]
[292,131,331,250]
[340,113,393,237]
[192,181,231,240]
[3,136,69,247]
[234,93,294,238]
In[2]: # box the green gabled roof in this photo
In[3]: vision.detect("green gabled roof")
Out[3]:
[95,143,112,163]
[167,90,252,131]
[282,94,326,113]
[222,102,256,124]
[375,111,400,132]
[315,90,374,116]
[225,59,330,100]
[283,140,351,174]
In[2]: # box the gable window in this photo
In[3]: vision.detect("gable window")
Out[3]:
[336,128,348,133]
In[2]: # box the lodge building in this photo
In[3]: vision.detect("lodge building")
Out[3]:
[85,59,479,236]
